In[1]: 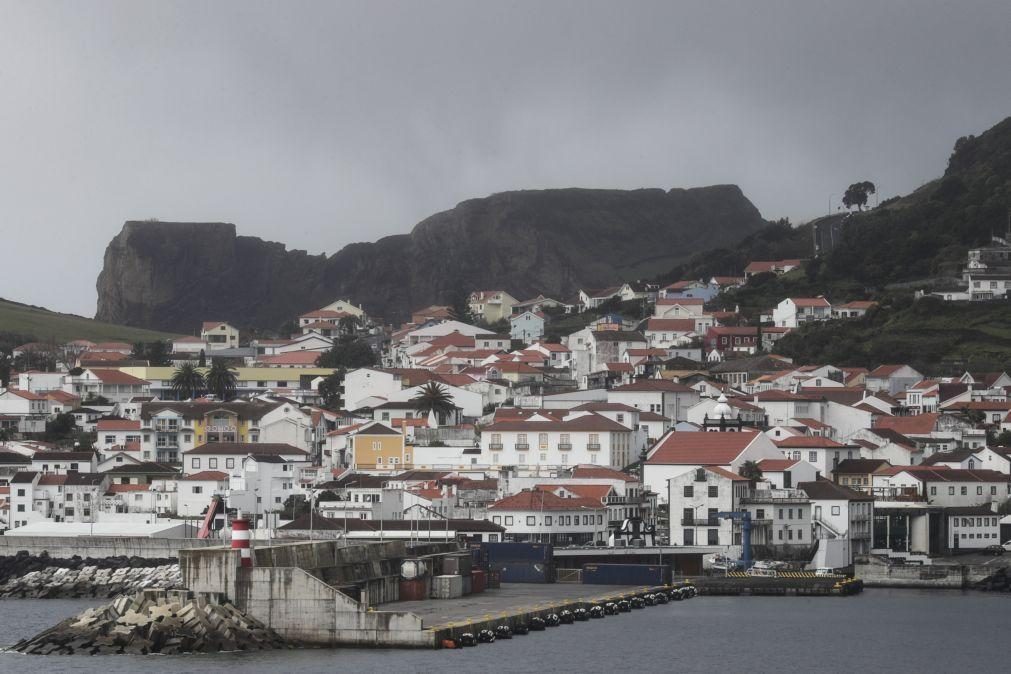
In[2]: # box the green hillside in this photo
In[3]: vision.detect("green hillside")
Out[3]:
[0,298,179,344]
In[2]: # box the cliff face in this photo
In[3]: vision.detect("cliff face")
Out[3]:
[96,185,766,331]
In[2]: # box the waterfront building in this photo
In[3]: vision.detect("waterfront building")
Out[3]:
[487,488,607,545]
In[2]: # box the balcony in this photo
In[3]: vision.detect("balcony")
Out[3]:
[557,443,572,450]
[514,443,529,450]
[748,518,773,526]
[681,518,720,526]
[587,443,601,451]
[488,443,504,450]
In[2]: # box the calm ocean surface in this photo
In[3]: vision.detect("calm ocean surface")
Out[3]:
[1,590,1007,673]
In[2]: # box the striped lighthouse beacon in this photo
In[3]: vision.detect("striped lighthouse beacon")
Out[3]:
[231,512,253,568]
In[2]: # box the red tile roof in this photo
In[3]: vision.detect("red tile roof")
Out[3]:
[96,419,141,431]
[484,413,628,432]
[86,369,149,385]
[757,458,799,471]
[257,352,323,365]
[705,466,751,481]
[874,413,940,436]
[789,297,831,307]
[489,489,605,511]
[182,470,229,481]
[569,464,639,482]
[536,483,613,501]
[647,431,761,465]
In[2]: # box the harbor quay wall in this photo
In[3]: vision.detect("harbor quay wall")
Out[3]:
[856,562,995,588]
[0,536,221,560]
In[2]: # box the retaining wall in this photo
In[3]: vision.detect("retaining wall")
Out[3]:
[0,536,221,559]
[856,561,996,588]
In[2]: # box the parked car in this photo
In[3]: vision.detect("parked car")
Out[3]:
[984,544,1005,556]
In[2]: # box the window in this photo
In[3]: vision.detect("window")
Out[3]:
[492,516,501,524]
[17,504,25,512]
[526,516,536,526]
[708,486,718,498]
[544,516,552,526]
[538,433,548,449]
[788,529,794,540]
[192,486,203,494]
[683,485,693,498]
[756,509,765,519]
[191,458,201,469]
[707,529,719,545]
[961,486,967,496]
[809,451,817,463]
[209,458,218,469]
[598,515,603,525]
[778,509,783,519]
[505,516,513,526]
[977,486,983,495]
[831,506,840,516]
[16,489,24,497]
[949,487,955,495]
[226,458,235,469]
[930,486,937,495]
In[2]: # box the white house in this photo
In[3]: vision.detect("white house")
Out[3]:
[800,480,875,566]
[643,430,783,501]
[486,488,608,546]
[607,379,700,423]
[182,442,309,476]
[481,411,635,471]
[772,297,832,328]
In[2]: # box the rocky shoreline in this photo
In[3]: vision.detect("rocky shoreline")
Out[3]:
[11,591,292,655]
[0,551,181,598]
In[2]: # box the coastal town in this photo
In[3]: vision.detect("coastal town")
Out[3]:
[2,234,1010,582]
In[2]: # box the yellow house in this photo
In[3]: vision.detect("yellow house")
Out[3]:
[350,422,414,470]
[200,321,240,351]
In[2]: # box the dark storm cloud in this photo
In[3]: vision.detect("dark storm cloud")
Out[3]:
[2,1,1010,313]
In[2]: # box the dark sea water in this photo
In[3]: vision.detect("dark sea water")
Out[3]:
[1,590,1007,673]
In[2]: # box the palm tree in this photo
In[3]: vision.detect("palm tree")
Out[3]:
[206,360,239,401]
[739,460,763,482]
[171,363,206,400]
[411,382,456,423]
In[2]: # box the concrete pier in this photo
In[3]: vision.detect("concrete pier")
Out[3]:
[397,582,673,646]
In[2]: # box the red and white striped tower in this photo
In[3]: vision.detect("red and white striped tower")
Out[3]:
[231,514,252,568]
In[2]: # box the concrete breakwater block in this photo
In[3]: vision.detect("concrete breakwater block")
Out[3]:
[0,562,182,599]
[11,591,292,655]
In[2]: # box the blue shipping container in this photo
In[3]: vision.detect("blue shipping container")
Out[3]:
[481,542,553,563]
[494,561,555,584]
[581,564,672,586]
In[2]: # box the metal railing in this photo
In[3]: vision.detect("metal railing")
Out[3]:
[514,443,529,450]
[681,518,720,526]
[587,443,601,450]
[557,443,572,450]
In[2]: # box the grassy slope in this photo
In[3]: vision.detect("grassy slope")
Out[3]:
[0,298,179,343]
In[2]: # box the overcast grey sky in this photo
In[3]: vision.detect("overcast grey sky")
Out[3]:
[2,1,1010,316]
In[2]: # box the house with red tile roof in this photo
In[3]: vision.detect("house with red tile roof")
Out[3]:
[772,297,832,328]
[199,321,239,351]
[865,364,924,395]
[66,368,151,404]
[643,430,782,497]
[487,488,607,546]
